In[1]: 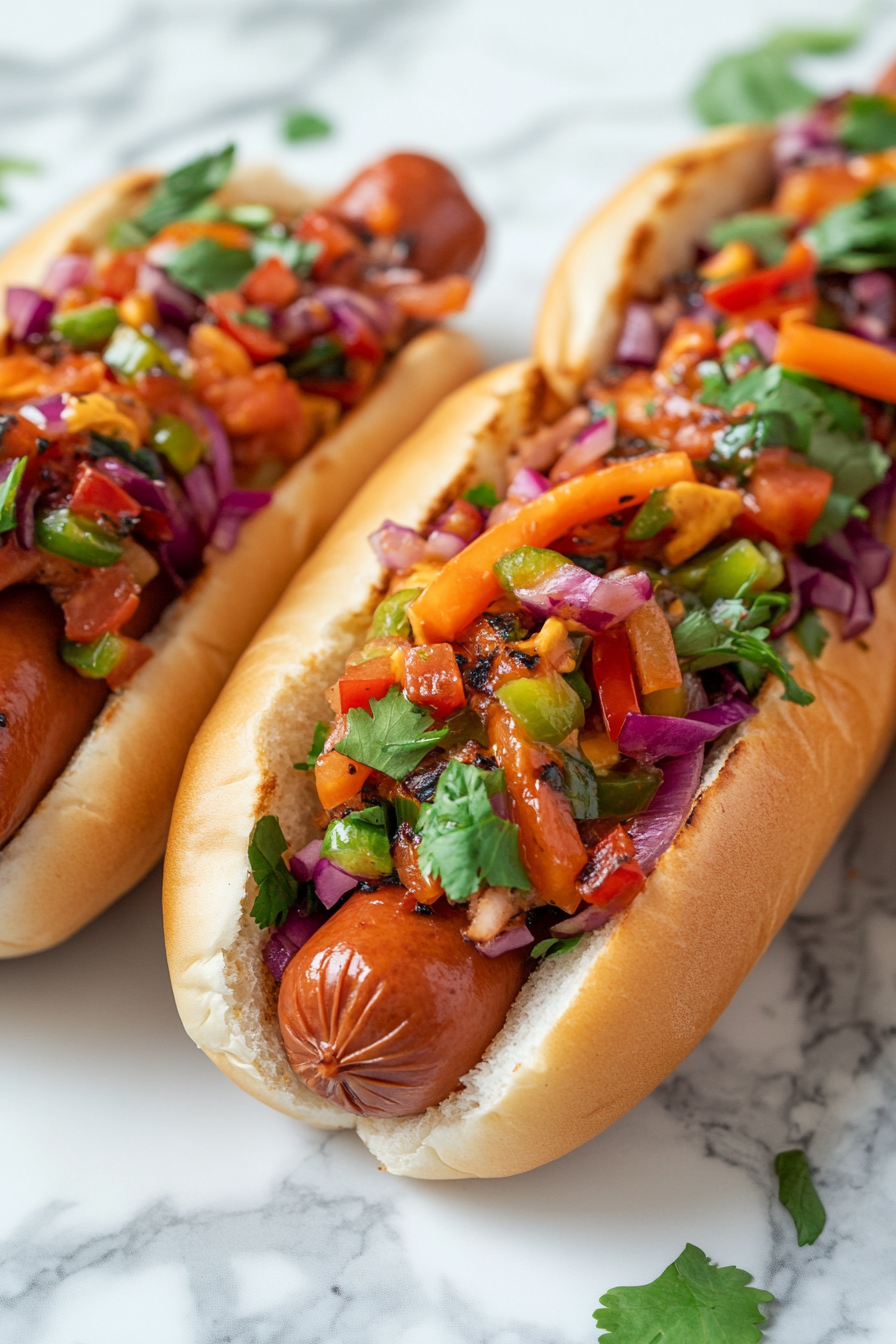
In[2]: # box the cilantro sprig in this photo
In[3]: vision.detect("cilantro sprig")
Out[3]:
[248,815,297,928]
[417,760,529,903]
[594,1243,774,1342]
[673,601,814,705]
[775,1149,827,1246]
[335,684,447,780]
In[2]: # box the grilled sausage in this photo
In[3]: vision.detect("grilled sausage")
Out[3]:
[327,152,486,280]
[278,885,528,1117]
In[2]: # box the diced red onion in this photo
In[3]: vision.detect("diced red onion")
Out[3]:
[19,394,68,436]
[289,839,323,884]
[182,464,218,538]
[851,271,894,328]
[273,295,333,345]
[549,414,616,483]
[617,696,757,763]
[508,467,551,502]
[774,106,842,172]
[15,484,38,551]
[476,923,534,958]
[137,263,204,330]
[615,302,660,365]
[839,518,893,591]
[550,904,617,937]
[313,286,395,336]
[629,748,703,873]
[488,791,510,820]
[263,936,294,982]
[5,287,53,341]
[207,512,241,555]
[745,320,778,363]
[263,906,328,981]
[432,498,483,542]
[848,314,890,344]
[155,324,191,367]
[209,489,272,553]
[368,519,427,571]
[43,253,92,299]
[863,464,896,537]
[313,858,357,909]
[426,528,466,561]
[515,565,652,634]
[201,407,234,500]
[96,457,170,509]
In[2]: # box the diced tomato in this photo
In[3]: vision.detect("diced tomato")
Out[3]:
[294,209,362,282]
[591,627,640,741]
[70,462,141,523]
[314,749,373,809]
[391,274,472,320]
[63,563,141,642]
[705,241,815,318]
[488,702,586,913]
[106,635,153,689]
[0,412,42,458]
[241,255,300,308]
[402,643,466,718]
[97,250,142,301]
[338,656,398,712]
[737,448,833,549]
[434,498,482,541]
[205,292,287,362]
[202,362,305,437]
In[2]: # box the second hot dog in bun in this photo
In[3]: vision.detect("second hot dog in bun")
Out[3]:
[0,147,483,956]
[165,81,896,1176]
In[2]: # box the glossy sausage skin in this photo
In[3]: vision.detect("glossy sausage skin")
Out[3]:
[0,586,108,847]
[327,153,486,280]
[278,886,528,1117]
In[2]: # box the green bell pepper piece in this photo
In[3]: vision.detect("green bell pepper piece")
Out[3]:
[60,632,126,679]
[563,667,593,710]
[369,587,422,639]
[227,203,275,228]
[35,509,124,567]
[50,301,120,349]
[321,807,393,879]
[103,324,178,379]
[494,545,569,593]
[394,795,422,830]
[596,763,663,818]
[700,539,770,605]
[625,489,674,540]
[150,413,204,475]
[496,672,585,746]
[0,457,27,533]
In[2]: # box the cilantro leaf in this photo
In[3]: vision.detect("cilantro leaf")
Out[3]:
[775,1150,827,1246]
[692,27,858,126]
[417,760,530,902]
[532,935,582,959]
[840,94,896,154]
[594,1242,774,1342]
[282,108,333,143]
[248,815,297,928]
[707,211,794,265]
[163,237,254,297]
[673,607,813,705]
[294,721,329,771]
[463,482,499,509]
[806,185,896,272]
[795,609,829,660]
[113,145,235,247]
[335,684,447,780]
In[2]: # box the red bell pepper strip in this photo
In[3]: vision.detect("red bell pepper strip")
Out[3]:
[591,628,640,740]
[705,240,815,316]
[70,463,141,523]
[337,656,398,713]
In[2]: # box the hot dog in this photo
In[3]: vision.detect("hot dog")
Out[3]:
[165,76,896,1177]
[0,148,483,957]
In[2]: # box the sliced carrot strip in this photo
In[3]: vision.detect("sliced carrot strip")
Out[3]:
[775,322,896,404]
[407,452,695,644]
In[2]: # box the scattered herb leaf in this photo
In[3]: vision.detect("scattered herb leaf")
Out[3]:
[163,237,254,296]
[594,1242,774,1342]
[532,935,583,959]
[113,144,235,248]
[294,721,329,771]
[335,683,447,780]
[417,760,529,902]
[806,185,896,272]
[282,108,333,143]
[840,93,896,154]
[463,482,500,509]
[673,605,813,705]
[794,609,829,660]
[692,27,859,126]
[775,1149,827,1246]
[248,814,297,928]
[707,210,794,265]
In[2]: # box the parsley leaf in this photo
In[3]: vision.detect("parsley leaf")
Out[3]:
[294,721,329,771]
[594,1242,774,1342]
[806,185,896,272]
[163,237,254,297]
[113,144,235,247]
[692,27,858,126]
[282,108,333,142]
[775,1149,827,1246]
[840,93,896,154]
[248,815,297,928]
[795,609,830,660]
[417,760,529,902]
[707,211,794,266]
[335,684,447,780]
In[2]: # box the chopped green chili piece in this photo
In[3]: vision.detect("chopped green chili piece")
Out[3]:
[0,457,27,533]
[369,587,422,640]
[103,325,178,379]
[60,632,126,679]
[496,672,585,747]
[35,509,124,567]
[150,413,204,475]
[321,807,393,879]
[51,301,120,349]
[625,489,673,540]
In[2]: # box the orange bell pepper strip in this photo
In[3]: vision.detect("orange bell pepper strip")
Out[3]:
[314,750,373,809]
[775,322,896,403]
[407,452,695,644]
[624,599,682,696]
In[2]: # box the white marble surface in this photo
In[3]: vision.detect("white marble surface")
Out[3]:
[3,1,896,1339]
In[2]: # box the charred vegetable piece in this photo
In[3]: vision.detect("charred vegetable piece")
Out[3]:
[35,509,125,567]
[596,763,663,818]
[369,587,422,639]
[320,806,393,879]
[496,671,584,747]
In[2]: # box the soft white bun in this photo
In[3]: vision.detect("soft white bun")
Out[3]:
[164,126,896,1177]
[0,166,481,956]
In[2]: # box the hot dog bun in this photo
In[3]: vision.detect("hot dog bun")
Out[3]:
[163,125,896,1177]
[0,166,481,957]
